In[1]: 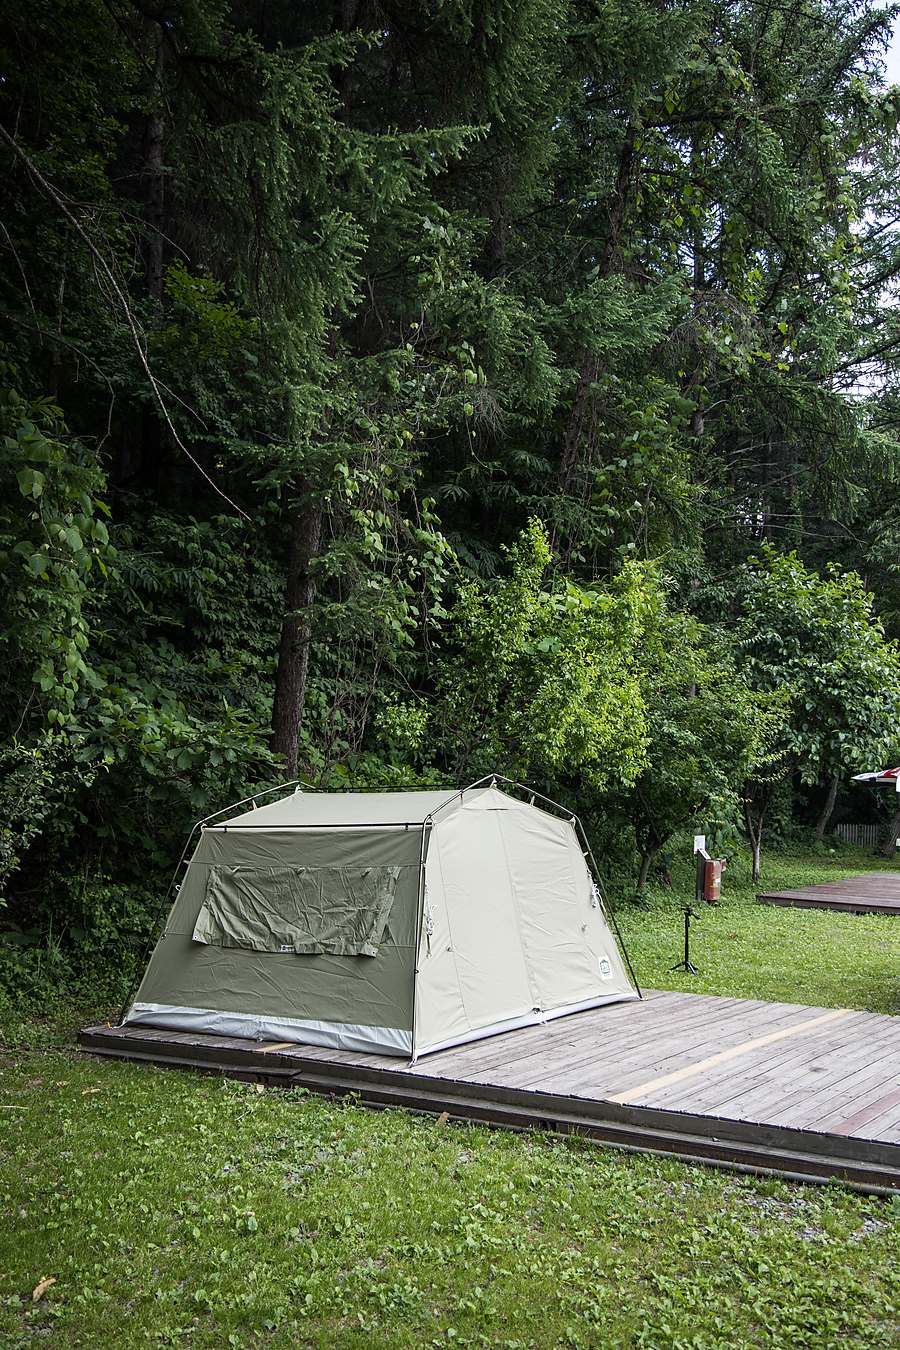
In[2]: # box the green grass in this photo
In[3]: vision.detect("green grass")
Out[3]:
[2,1050,900,1350]
[4,845,900,1348]
[616,845,900,1014]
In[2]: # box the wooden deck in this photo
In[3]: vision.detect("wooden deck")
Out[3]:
[758,871,900,914]
[80,989,900,1193]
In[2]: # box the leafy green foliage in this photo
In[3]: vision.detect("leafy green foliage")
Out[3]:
[0,369,114,725]
[736,549,900,875]
[417,521,662,786]
[0,873,158,1010]
[622,615,787,891]
[5,0,900,955]
[0,372,280,954]
[740,551,900,783]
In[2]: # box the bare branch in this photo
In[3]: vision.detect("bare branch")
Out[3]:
[0,119,248,519]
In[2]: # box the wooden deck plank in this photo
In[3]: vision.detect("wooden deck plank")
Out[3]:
[637,1008,885,1094]
[466,1002,761,1076]
[760,878,900,895]
[415,995,850,1102]
[827,1085,900,1137]
[534,1023,817,1098]
[541,999,859,1099]
[660,1040,900,1133]
[641,1012,898,1102]
[642,1034,900,1141]
[464,1011,798,1095]
[780,1092,900,1142]
[767,1056,900,1135]
[623,1027,871,1117]
[406,992,694,1077]
[378,992,747,1087]
[658,1022,900,1123]
[862,1109,900,1142]
[514,1006,899,1136]
[81,987,900,1190]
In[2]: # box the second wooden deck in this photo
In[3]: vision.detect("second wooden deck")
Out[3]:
[758,870,900,914]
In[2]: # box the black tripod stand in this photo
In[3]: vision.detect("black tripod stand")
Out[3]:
[669,904,699,974]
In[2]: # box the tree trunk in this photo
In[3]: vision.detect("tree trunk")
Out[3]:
[637,844,661,892]
[556,350,599,498]
[600,122,638,276]
[743,771,792,881]
[332,0,359,118]
[556,123,639,503]
[762,439,773,543]
[271,498,323,779]
[689,174,705,438]
[47,236,67,398]
[881,806,900,860]
[815,773,841,839]
[489,194,508,273]
[635,785,670,893]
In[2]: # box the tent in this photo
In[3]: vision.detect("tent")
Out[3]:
[124,782,639,1059]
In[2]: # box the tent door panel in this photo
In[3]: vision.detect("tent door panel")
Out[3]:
[414,846,471,1054]
[434,811,534,1028]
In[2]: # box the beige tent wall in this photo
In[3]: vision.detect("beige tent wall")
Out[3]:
[500,798,635,1004]
[126,823,423,1054]
[413,800,535,1056]
[413,788,637,1057]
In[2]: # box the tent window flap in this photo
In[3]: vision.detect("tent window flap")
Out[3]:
[192,866,402,956]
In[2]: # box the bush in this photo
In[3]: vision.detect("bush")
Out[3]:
[0,873,161,1011]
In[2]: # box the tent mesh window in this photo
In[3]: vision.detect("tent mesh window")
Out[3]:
[192,865,402,957]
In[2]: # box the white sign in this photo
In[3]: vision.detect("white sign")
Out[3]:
[694,835,706,854]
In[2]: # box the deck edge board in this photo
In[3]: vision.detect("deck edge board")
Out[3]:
[77,1023,900,1187]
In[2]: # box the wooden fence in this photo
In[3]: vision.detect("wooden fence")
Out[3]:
[833,823,883,848]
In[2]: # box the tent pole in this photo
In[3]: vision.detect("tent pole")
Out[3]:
[409,818,432,1065]
[575,818,642,999]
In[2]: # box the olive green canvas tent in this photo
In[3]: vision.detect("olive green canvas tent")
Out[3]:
[124,783,639,1059]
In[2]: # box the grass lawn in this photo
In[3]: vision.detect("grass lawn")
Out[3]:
[3,1051,900,1349]
[616,846,900,1014]
[3,845,900,1348]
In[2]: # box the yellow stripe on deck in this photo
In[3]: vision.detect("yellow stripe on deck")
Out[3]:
[257,1042,299,1054]
[604,1007,854,1105]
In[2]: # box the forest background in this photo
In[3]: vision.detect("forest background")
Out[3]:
[6,0,900,1008]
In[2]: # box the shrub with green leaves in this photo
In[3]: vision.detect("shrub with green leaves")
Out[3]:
[0,371,281,1001]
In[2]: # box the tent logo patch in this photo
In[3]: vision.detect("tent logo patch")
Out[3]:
[598,957,612,980]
